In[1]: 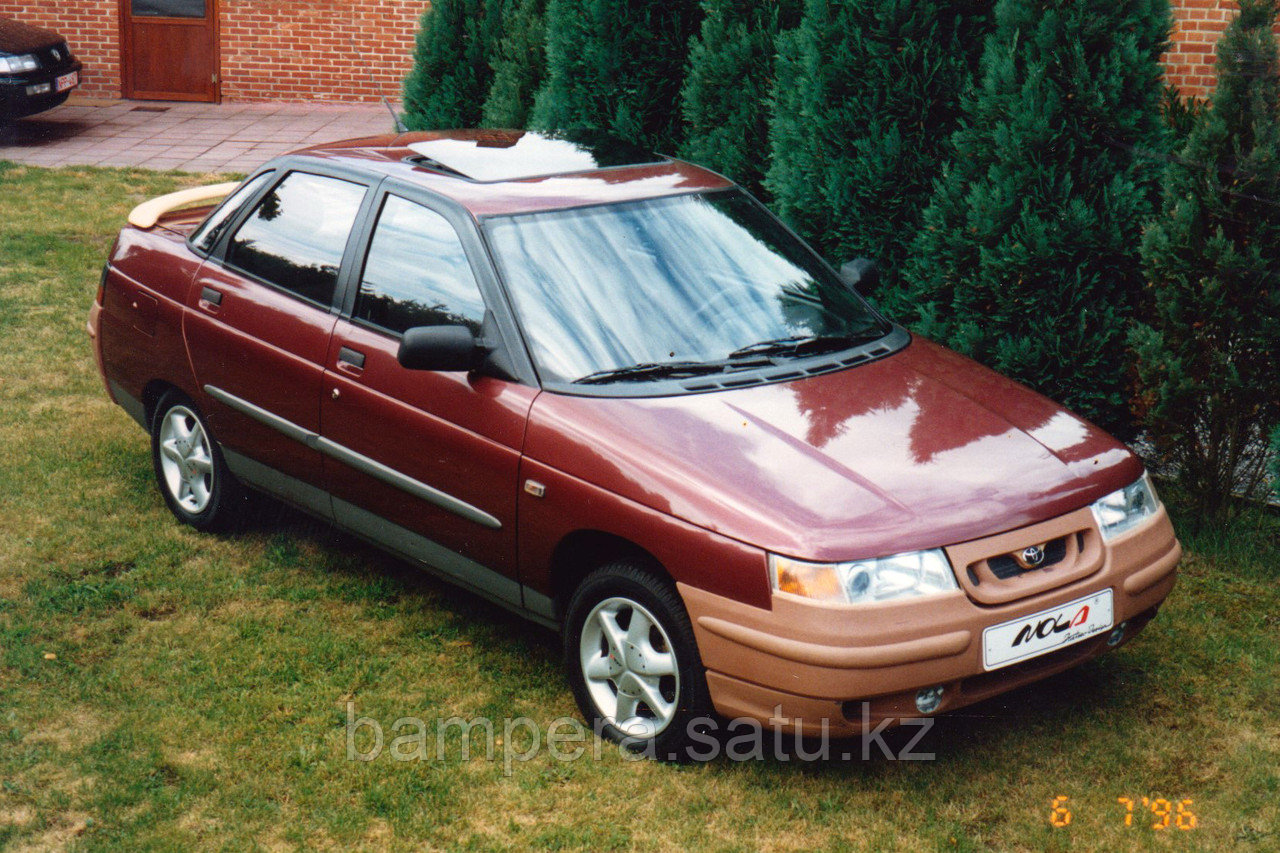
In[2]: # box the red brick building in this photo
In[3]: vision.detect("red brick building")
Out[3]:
[0,0,421,103]
[0,1,1270,105]
[1165,0,1252,96]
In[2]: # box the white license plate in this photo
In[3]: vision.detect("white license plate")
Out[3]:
[982,590,1113,671]
[55,71,78,93]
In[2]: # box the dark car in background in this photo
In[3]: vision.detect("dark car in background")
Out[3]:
[0,16,80,121]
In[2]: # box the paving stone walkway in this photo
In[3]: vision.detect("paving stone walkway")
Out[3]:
[0,98,400,174]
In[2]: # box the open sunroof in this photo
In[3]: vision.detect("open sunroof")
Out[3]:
[405,130,664,182]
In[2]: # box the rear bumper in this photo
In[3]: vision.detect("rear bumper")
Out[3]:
[0,60,81,119]
[87,299,117,404]
[682,506,1180,736]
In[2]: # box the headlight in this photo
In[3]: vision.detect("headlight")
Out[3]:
[0,54,40,74]
[1090,472,1160,541]
[770,549,958,605]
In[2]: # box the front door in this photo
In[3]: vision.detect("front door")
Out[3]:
[320,189,537,603]
[121,0,219,102]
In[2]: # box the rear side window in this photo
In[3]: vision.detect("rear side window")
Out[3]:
[190,171,273,255]
[226,172,366,307]
[354,195,486,335]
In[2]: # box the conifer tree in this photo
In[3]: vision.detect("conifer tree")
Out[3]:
[761,26,817,229]
[1271,427,1280,501]
[899,0,1170,434]
[403,0,507,131]
[679,0,802,194]
[765,0,989,292]
[482,0,546,128]
[1132,0,1280,518]
[531,0,702,150]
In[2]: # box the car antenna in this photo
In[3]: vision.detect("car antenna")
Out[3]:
[350,37,407,134]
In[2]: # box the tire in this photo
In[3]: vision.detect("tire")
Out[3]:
[150,391,245,532]
[564,560,714,761]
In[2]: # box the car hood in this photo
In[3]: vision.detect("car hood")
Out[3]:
[0,17,62,54]
[524,336,1142,560]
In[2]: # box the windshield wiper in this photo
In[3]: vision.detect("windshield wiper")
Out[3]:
[572,360,732,385]
[728,331,879,360]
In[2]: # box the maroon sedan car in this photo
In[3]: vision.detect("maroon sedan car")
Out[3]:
[88,130,1180,758]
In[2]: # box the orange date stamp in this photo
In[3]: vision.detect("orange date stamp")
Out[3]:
[1050,795,1198,830]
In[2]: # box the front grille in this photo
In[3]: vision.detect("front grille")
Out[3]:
[35,42,75,72]
[948,507,1101,604]
[987,536,1069,579]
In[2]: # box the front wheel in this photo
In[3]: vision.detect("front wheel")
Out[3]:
[564,561,713,760]
[151,391,245,531]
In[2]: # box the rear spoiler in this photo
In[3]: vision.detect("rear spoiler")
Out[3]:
[127,181,241,229]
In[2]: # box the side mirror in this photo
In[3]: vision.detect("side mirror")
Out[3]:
[397,325,483,372]
[840,258,879,292]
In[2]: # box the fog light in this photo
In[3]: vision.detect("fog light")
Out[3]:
[915,686,944,714]
[1107,622,1128,647]
[25,83,52,95]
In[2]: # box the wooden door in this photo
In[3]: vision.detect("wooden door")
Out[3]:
[120,0,219,102]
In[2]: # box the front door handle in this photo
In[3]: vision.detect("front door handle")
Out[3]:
[199,286,223,310]
[337,346,366,374]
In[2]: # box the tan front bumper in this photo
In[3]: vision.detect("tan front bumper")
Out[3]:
[682,506,1181,736]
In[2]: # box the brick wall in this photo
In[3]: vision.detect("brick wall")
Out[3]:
[0,1,1273,104]
[0,0,120,99]
[1163,0,1280,98]
[218,0,422,103]
[1165,0,1236,96]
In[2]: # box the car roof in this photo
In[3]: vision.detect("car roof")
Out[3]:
[287,129,735,217]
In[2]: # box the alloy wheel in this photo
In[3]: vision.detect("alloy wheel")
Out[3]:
[578,596,681,739]
[157,405,215,514]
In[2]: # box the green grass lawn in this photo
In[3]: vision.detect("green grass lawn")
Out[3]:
[0,160,1277,851]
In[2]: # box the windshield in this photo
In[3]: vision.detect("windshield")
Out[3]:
[484,191,888,385]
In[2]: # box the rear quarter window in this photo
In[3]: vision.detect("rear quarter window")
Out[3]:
[190,170,274,255]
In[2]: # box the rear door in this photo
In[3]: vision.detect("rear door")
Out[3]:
[184,169,373,510]
[319,187,538,604]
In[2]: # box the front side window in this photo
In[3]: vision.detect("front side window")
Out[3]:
[190,170,273,255]
[485,191,888,385]
[354,195,486,335]
[226,172,366,306]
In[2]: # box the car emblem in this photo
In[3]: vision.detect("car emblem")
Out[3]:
[1014,544,1047,570]
[51,48,61,61]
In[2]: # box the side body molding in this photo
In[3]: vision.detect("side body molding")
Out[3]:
[203,384,502,530]
[211,387,557,628]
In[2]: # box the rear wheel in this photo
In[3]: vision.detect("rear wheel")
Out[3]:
[564,560,713,760]
[151,391,245,531]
